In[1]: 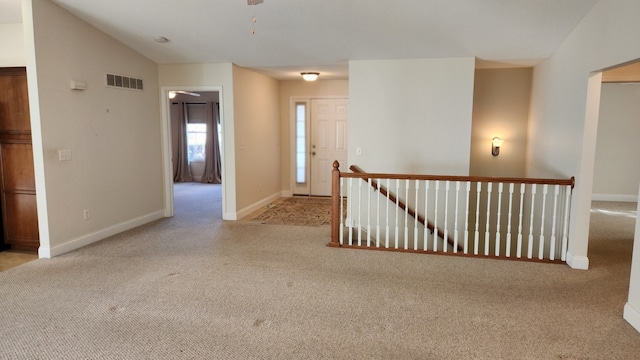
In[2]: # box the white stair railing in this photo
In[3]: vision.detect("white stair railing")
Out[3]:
[330,162,575,263]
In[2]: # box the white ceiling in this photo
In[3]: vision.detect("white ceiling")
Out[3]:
[2,0,599,80]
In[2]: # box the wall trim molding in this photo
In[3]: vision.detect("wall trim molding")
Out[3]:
[566,252,590,270]
[591,193,638,202]
[234,191,283,221]
[624,303,640,334]
[38,210,164,258]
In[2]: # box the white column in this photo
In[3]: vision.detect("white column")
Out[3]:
[623,183,640,333]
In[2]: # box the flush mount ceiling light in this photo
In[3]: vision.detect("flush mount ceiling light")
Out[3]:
[301,72,320,81]
[154,36,170,44]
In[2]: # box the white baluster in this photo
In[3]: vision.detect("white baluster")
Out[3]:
[495,183,503,257]
[339,177,344,245]
[484,182,492,256]
[376,179,381,248]
[561,185,571,261]
[527,184,537,259]
[454,182,460,253]
[506,183,514,257]
[367,178,372,247]
[385,179,390,249]
[464,181,471,254]
[358,177,362,246]
[474,182,481,255]
[443,181,450,253]
[348,178,353,246]
[424,180,430,251]
[433,180,440,252]
[404,179,409,250]
[538,184,548,260]
[517,183,525,258]
[395,179,400,249]
[414,180,419,251]
[549,185,560,260]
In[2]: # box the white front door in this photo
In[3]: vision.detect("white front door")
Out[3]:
[310,98,348,196]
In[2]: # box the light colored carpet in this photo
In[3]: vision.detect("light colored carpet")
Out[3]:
[247,196,332,226]
[0,185,638,359]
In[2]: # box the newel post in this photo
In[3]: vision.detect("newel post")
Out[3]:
[329,160,341,247]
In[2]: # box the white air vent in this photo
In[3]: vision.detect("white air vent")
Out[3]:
[105,73,143,91]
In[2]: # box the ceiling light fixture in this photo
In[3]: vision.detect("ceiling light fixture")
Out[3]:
[301,72,320,81]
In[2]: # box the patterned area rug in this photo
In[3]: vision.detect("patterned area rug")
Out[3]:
[249,197,332,226]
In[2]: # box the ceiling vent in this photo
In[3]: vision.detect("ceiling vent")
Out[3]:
[106,73,143,91]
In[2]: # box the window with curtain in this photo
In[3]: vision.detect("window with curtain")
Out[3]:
[186,103,207,162]
[187,123,206,162]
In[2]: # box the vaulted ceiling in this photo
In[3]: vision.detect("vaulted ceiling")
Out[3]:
[2,0,599,79]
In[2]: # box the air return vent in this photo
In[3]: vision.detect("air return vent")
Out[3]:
[105,73,143,91]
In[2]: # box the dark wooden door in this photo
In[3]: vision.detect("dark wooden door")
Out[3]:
[0,67,39,252]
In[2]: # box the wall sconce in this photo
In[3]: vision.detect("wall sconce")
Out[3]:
[491,137,504,156]
[301,72,320,81]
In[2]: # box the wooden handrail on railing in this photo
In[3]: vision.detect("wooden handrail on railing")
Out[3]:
[330,160,575,263]
[349,165,460,251]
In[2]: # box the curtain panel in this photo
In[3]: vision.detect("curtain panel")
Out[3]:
[171,102,193,182]
[201,102,222,184]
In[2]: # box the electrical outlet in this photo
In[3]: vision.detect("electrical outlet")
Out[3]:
[83,209,90,220]
[356,147,362,156]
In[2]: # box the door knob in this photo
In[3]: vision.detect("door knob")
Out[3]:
[311,151,316,156]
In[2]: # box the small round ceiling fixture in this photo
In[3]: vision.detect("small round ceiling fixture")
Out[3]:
[301,72,320,81]
[154,36,170,44]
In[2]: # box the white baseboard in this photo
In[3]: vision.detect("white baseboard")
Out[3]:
[38,210,165,258]
[566,252,590,270]
[234,191,282,221]
[592,193,638,202]
[624,303,640,333]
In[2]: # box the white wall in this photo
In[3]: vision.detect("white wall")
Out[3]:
[528,0,640,270]
[0,23,25,66]
[348,58,475,175]
[23,0,164,257]
[625,184,640,332]
[592,83,640,201]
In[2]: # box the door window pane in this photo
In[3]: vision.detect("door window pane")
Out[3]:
[296,103,306,183]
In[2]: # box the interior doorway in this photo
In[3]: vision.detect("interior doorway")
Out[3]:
[161,87,224,219]
[291,97,348,196]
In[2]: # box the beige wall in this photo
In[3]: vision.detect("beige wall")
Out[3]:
[592,83,640,201]
[349,58,475,175]
[24,0,164,256]
[470,68,532,177]
[232,66,281,214]
[279,80,349,193]
[0,23,24,66]
[528,0,640,270]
